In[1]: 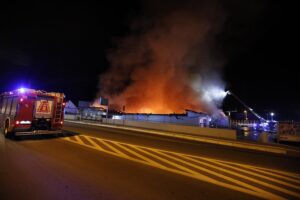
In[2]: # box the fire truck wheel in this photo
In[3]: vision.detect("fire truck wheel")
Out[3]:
[3,120,13,138]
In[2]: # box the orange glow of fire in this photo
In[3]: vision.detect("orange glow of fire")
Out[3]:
[97,7,224,114]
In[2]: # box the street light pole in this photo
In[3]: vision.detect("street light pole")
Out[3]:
[270,112,274,121]
[226,110,237,128]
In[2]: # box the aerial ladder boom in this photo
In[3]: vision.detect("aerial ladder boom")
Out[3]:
[227,91,266,122]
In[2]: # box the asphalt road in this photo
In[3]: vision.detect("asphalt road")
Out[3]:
[1,121,300,200]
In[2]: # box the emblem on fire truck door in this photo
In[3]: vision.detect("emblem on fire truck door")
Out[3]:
[37,100,50,113]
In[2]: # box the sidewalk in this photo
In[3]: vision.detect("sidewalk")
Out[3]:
[65,120,300,157]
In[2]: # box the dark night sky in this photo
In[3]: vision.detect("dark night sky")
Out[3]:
[0,0,298,120]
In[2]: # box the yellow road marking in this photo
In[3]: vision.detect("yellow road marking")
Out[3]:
[131,146,199,175]
[81,135,106,152]
[206,158,300,191]
[176,153,300,198]
[62,135,300,200]
[94,138,129,157]
[152,149,286,200]
[73,135,85,145]
[144,144,300,183]
[255,167,300,179]
[146,147,300,184]
[129,145,277,199]
[113,142,165,168]
[214,160,300,184]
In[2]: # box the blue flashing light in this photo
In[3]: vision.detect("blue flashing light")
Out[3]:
[260,122,268,127]
[18,88,26,93]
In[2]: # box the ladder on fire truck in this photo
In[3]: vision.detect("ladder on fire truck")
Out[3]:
[54,97,63,123]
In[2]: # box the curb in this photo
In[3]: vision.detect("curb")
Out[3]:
[64,120,300,156]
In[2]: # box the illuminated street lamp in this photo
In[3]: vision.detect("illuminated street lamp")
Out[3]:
[270,112,274,121]
[244,110,248,121]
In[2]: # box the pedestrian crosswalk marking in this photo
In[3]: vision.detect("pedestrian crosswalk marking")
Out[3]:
[62,134,300,200]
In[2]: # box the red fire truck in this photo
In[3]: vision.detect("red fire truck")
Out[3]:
[0,88,65,138]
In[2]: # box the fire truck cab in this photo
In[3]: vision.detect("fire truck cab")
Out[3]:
[0,88,65,138]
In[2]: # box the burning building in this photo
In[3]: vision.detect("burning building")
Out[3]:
[65,99,228,128]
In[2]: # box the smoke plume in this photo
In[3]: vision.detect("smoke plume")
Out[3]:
[97,1,226,114]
